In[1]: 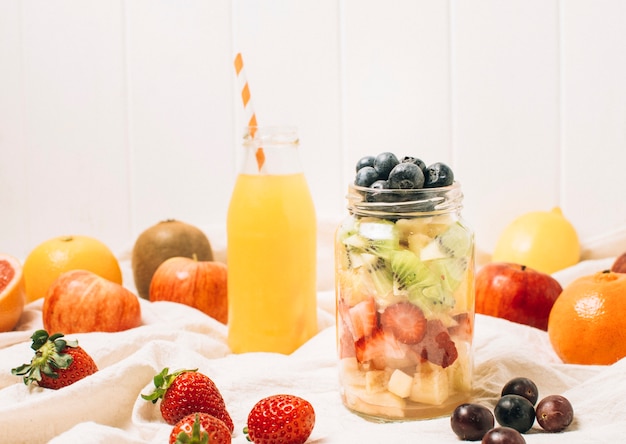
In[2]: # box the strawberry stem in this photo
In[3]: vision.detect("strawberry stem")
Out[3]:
[175,414,210,444]
[11,330,77,385]
[141,367,199,403]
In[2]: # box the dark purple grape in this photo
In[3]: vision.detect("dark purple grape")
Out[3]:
[501,377,539,405]
[355,155,375,172]
[481,427,526,444]
[424,162,454,187]
[373,152,399,179]
[451,403,495,441]
[535,395,574,432]
[494,395,535,433]
[354,166,379,187]
[387,163,424,189]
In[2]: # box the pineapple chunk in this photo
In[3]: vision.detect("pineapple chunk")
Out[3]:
[344,386,406,419]
[407,233,432,255]
[448,342,472,393]
[365,370,390,394]
[409,367,449,405]
[388,369,413,398]
[339,357,366,387]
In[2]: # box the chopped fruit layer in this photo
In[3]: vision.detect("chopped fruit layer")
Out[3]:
[337,210,473,418]
[348,298,377,341]
[380,302,427,344]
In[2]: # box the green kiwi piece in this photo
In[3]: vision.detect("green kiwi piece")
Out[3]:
[341,218,400,260]
[390,250,455,314]
[420,222,471,260]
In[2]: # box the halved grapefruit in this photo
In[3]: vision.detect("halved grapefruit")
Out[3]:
[0,253,26,332]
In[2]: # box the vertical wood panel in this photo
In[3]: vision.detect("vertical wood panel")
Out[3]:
[561,0,626,250]
[232,0,342,220]
[452,0,560,253]
[342,0,452,190]
[0,0,28,258]
[15,0,129,259]
[125,0,235,239]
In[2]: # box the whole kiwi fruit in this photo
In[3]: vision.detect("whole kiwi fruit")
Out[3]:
[132,219,213,299]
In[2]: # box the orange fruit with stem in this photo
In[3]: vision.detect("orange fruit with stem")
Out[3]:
[0,253,26,332]
[548,270,626,365]
[23,235,122,303]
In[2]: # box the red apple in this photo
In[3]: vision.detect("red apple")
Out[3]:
[611,252,626,273]
[149,256,228,324]
[475,262,563,330]
[43,269,142,334]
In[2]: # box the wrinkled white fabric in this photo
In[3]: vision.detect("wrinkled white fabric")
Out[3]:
[1,239,624,443]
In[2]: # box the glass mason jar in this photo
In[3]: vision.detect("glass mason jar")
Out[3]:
[335,182,475,421]
[227,126,318,354]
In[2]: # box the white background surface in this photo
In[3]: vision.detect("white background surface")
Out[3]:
[2,0,626,260]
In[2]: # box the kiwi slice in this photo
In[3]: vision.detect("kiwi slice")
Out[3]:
[341,218,400,260]
[427,257,470,291]
[361,253,394,297]
[420,222,471,261]
[389,250,455,315]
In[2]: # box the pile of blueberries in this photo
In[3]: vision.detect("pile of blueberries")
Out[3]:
[354,152,454,190]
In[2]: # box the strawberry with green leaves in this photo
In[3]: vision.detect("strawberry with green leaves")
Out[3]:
[170,413,231,444]
[11,329,98,389]
[245,394,315,444]
[142,368,234,432]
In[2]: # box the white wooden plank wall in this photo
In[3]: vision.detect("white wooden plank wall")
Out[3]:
[1,0,626,262]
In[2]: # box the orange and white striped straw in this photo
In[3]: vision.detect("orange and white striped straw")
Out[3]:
[234,53,265,171]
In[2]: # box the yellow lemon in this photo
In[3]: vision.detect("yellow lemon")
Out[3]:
[23,235,122,303]
[492,207,580,274]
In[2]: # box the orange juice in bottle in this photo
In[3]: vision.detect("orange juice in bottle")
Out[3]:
[227,126,318,354]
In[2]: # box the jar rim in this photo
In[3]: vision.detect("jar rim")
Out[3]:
[347,181,464,217]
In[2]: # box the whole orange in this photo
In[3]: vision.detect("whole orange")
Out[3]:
[548,270,626,365]
[23,235,122,303]
[0,253,26,332]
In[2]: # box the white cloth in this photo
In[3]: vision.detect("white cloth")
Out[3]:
[1,244,625,443]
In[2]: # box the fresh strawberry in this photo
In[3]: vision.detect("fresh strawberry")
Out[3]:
[348,298,378,340]
[11,329,98,389]
[245,394,315,444]
[169,412,231,444]
[411,319,458,368]
[355,328,413,370]
[380,302,427,344]
[142,368,233,431]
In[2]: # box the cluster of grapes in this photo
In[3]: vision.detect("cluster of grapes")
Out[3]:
[450,377,574,443]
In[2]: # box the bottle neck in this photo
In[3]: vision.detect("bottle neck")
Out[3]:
[346,182,464,218]
[240,126,303,175]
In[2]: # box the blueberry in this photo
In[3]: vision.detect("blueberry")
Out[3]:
[401,156,427,174]
[424,162,454,187]
[373,152,399,179]
[370,179,388,190]
[354,166,379,187]
[387,163,425,189]
[355,155,376,172]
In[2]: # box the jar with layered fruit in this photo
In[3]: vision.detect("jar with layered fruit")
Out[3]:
[335,154,475,421]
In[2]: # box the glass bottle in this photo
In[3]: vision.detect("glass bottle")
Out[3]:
[227,126,318,354]
[335,182,475,420]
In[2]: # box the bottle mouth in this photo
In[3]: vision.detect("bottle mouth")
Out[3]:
[243,126,299,145]
[347,182,464,217]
